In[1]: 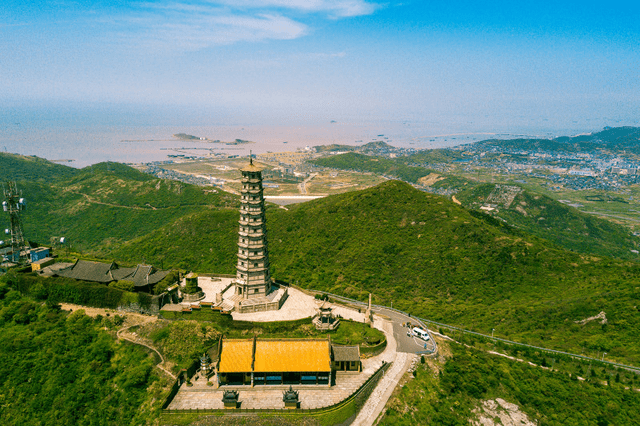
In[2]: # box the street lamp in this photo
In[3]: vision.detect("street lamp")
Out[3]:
[602,352,607,362]
[492,328,495,339]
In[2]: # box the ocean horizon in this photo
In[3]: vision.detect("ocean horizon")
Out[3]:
[1,103,635,168]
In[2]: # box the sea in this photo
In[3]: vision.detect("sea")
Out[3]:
[1,103,634,168]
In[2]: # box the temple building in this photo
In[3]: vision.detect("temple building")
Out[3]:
[215,338,332,387]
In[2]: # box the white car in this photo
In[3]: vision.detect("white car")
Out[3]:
[412,327,430,341]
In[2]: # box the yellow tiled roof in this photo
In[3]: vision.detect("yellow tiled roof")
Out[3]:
[218,340,253,373]
[254,340,331,373]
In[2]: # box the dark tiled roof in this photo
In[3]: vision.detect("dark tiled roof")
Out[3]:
[331,345,360,362]
[55,260,170,287]
[56,260,116,283]
[129,264,171,287]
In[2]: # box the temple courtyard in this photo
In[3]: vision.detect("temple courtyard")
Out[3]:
[167,316,396,410]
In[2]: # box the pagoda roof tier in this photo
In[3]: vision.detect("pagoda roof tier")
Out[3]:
[238,243,268,249]
[238,234,265,241]
[238,220,264,226]
[237,265,269,272]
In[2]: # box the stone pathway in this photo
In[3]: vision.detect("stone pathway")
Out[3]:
[230,287,317,322]
[167,373,370,410]
[351,352,416,426]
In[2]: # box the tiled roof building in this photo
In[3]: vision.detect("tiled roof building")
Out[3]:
[54,259,171,291]
[216,338,333,386]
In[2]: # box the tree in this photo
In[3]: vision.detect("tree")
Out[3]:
[109,280,135,292]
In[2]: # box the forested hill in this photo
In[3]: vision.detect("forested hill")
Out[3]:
[310,152,640,261]
[456,183,639,260]
[108,178,640,363]
[1,155,237,255]
[4,154,640,364]
[0,152,79,182]
[264,180,640,363]
[473,126,640,154]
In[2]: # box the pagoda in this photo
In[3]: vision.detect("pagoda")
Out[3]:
[234,157,272,299]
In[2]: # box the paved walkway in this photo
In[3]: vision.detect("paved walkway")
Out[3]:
[196,277,234,303]
[351,352,417,426]
[230,287,317,322]
[168,372,370,410]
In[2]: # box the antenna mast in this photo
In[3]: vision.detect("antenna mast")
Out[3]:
[2,182,28,263]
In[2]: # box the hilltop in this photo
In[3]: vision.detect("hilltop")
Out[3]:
[0,152,79,182]
[264,180,640,363]
[1,156,236,255]
[456,183,639,260]
[310,152,638,260]
[3,154,640,365]
[105,177,640,364]
[473,126,640,155]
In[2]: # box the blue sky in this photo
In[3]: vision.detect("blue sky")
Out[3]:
[1,0,639,130]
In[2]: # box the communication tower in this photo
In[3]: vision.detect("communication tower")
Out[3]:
[2,182,29,263]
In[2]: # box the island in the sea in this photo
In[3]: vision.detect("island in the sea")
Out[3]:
[173,133,254,145]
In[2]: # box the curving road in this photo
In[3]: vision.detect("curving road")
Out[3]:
[373,307,437,355]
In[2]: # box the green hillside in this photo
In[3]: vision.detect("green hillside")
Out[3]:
[0,152,79,182]
[474,126,640,154]
[7,160,236,255]
[264,181,640,364]
[0,287,162,425]
[456,183,640,260]
[311,152,469,190]
[4,154,640,365]
[383,342,640,426]
[99,177,640,364]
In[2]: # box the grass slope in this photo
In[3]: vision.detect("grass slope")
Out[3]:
[8,157,237,254]
[265,181,640,364]
[0,152,79,183]
[382,341,640,426]
[456,183,639,260]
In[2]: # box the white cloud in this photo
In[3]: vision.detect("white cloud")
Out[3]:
[102,0,379,51]
[107,4,307,51]
[209,1,379,17]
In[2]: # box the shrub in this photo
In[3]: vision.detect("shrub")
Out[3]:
[183,275,200,295]
[109,280,135,292]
